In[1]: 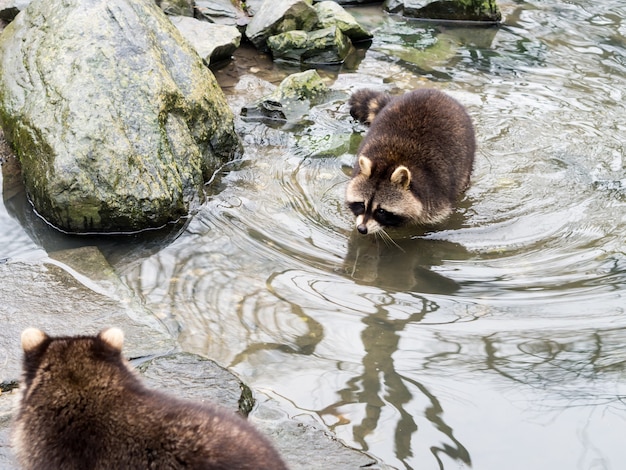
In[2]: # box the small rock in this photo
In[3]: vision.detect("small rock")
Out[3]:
[155,0,193,17]
[267,25,354,65]
[314,1,372,43]
[195,0,248,27]
[245,0,318,50]
[269,69,330,102]
[170,16,241,64]
[241,70,330,123]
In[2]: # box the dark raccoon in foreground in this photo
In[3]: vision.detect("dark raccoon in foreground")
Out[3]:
[346,88,475,235]
[12,327,289,470]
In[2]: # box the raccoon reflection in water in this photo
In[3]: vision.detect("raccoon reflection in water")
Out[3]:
[346,88,476,236]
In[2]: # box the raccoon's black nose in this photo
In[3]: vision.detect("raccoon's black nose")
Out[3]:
[357,224,368,234]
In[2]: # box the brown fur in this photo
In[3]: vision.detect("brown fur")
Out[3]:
[12,328,289,470]
[346,88,475,235]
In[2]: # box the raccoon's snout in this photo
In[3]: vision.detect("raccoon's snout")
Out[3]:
[357,223,368,234]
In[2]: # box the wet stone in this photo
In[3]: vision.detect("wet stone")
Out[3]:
[0,0,29,21]
[267,26,354,65]
[195,0,247,27]
[170,16,242,65]
[0,0,242,233]
[244,0,319,50]
[241,70,330,124]
[314,1,373,43]
[0,246,176,384]
[137,353,248,414]
[384,0,502,22]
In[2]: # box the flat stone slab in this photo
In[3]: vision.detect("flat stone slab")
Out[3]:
[0,246,176,384]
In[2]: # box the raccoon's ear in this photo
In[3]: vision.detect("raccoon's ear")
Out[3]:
[99,327,124,352]
[21,328,48,353]
[391,165,411,189]
[358,155,373,178]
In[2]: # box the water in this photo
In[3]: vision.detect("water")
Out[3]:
[2,1,626,468]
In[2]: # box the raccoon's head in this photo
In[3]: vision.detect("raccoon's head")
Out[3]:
[346,155,423,235]
[19,327,127,392]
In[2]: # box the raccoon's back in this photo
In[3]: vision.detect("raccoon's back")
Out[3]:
[360,89,475,195]
[14,387,288,470]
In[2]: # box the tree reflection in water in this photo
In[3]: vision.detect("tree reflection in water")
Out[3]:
[320,301,472,469]
[315,233,473,468]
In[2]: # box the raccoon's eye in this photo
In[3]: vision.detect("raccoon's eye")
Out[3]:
[374,208,406,227]
[348,201,365,215]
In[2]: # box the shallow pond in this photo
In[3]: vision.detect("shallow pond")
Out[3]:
[2,1,626,468]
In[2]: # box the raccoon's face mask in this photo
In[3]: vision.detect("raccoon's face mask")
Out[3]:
[346,156,423,235]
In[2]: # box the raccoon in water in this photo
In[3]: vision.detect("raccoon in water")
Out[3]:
[346,88,475,235]
[12,327,289,470]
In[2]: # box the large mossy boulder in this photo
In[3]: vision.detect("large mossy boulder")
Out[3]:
[0,0,242,233]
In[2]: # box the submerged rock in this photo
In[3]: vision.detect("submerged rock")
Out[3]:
[0,0,242,233]
[241,69,330,123]
[0,247,176,385]
[385,0,502,22]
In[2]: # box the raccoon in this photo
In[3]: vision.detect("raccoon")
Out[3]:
[346,88,475,235]
[12,327,289,470]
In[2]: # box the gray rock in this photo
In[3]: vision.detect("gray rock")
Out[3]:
[0,0,242,233]
[137,353,249,414]
[0,246,176,384]
[156,0,194,17]
[0,389,19,469]
[384,0,502,22]
[245,0,319,50]
[239,0,265,16]
[314,1,372,42]
[195,0,248,27]
[171,16,242,64]
[269,69,330,102]
[267,25,354,64]
[251,394,392,470]
[241,70,330,123]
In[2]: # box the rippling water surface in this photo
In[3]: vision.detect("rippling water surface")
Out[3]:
[3,1,626,468]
